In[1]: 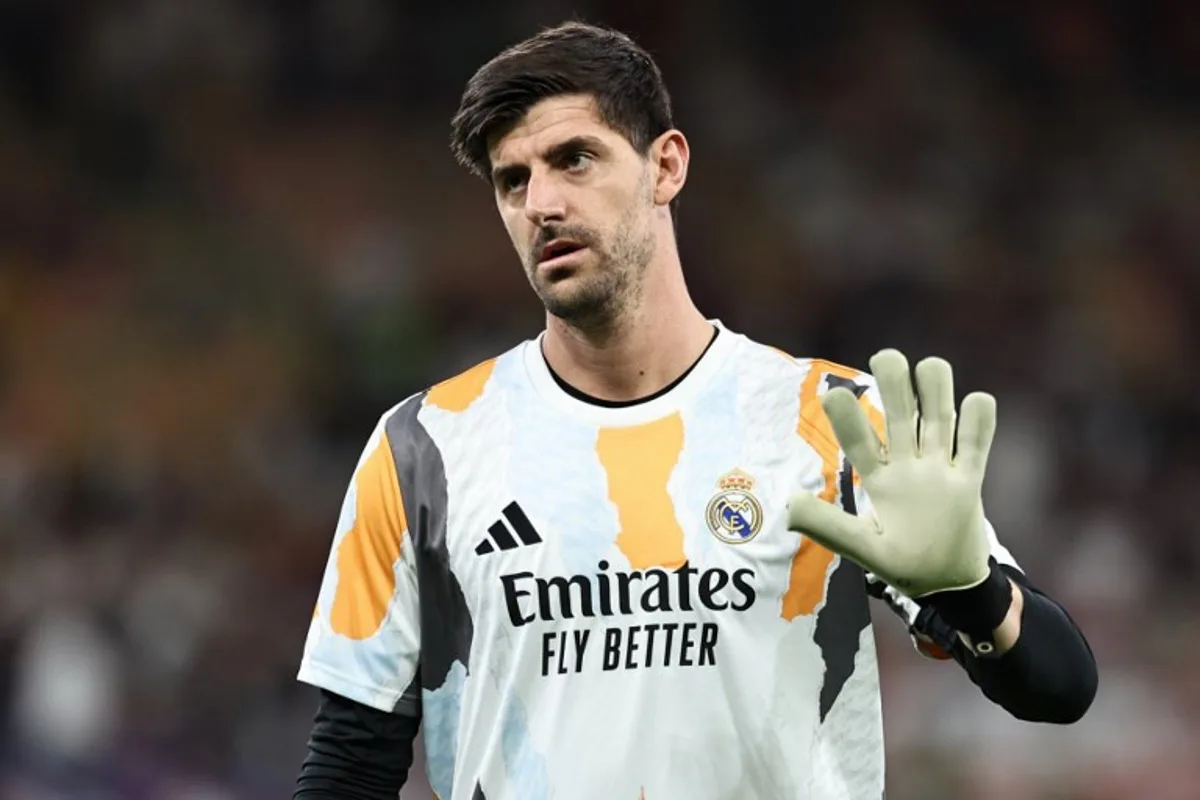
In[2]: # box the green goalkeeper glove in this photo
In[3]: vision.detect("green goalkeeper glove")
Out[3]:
[786,349,996,599]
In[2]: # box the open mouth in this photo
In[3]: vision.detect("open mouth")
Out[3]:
[538,239,586,265]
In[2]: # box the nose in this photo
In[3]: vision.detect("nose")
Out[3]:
[523,169,567,227]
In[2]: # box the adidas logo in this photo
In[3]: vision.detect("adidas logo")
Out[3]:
[475,501,543,555]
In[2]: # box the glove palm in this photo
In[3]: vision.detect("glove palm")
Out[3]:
[786,350,996,598]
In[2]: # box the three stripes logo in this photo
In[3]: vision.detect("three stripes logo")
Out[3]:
[475,501,543,555]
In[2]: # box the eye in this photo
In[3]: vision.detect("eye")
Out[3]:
[501,172,527,194]
[565,151,594,173]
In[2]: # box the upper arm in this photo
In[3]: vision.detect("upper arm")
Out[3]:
[294,689,421,799]
[298,402,422,715]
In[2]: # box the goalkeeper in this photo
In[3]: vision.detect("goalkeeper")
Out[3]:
[294,21,1096,800]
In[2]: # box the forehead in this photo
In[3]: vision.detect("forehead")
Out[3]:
[489,94,624,164]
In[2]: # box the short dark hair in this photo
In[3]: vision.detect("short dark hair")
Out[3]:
[450,21,674,183]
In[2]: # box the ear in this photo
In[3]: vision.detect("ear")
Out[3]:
[650,129,689,207]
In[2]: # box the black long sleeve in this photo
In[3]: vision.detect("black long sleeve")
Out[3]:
[294,689,420,800]
[916,563,1098,724]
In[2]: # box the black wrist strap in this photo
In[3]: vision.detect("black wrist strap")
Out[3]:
[917,557,1013,652]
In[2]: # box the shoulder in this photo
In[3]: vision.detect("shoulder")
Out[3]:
[735,334,874,395]
[366,341,527,449]
[392,340,528,420]
[424,354,503,413]
[734,335,886,438]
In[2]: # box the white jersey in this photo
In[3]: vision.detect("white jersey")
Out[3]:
[298,322,1017,800]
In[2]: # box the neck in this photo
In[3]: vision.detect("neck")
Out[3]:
[542,246,712,403]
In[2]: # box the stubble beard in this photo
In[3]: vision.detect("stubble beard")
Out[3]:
[527,197,656,336]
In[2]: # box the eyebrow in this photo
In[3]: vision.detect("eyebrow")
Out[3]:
[491,134,609,187]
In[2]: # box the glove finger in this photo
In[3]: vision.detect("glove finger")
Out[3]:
[786,491,880,569]
[822,387,884,479]
[955,391,997,474]
[915,357,955,459]
[870,349,917,459]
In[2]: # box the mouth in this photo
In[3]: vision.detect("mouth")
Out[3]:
[537,239,587,268]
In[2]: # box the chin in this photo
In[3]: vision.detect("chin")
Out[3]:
[542,291,616,326]
[532,264,624,323]
[536,269,587,300]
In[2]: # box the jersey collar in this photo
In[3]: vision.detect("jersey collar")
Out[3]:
[522,320,738,426]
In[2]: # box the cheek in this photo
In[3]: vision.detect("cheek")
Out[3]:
[501,213,528,249]
[608,179,648,218]
[601,189,645,234]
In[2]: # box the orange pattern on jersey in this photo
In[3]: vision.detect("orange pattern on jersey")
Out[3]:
[597,413,687,570]
[330,430,409,639]
[781,360,879,620]
[426,358,497,412]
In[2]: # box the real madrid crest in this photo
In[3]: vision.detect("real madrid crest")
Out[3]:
[706,469,764,544]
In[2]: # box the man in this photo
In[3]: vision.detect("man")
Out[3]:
[293,22,1096,800]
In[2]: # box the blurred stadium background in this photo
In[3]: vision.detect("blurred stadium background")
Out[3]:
[1,1,1197,798]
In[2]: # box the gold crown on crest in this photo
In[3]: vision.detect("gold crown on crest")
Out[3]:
[716,468,755,492]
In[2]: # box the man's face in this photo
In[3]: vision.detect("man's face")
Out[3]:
[488,94,657,328]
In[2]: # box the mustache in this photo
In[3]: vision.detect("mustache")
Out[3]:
[532,225,596,255]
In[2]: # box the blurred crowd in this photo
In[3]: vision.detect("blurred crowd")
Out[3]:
[1,1,1197,798]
